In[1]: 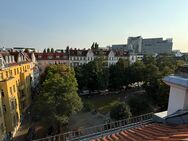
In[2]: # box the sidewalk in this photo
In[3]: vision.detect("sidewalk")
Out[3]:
[13,123,30,141]
[13,112,31,141]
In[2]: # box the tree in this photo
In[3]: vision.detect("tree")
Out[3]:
[129,61,145,83]
[47,48,50,53]
[32,64,83,130]
[91,42,99,50]
[43,48,46,53]
[109,59,130,89]
[143,55,156,65]
[24,48,29,53]
[127,95,153,116]
[91,43,95,50]
[75,57,109,91]
[110,103,132,120]
[51,48,54,53]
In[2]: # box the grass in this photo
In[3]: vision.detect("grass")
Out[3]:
[82,93,125,113]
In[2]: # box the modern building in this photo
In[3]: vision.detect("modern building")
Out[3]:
[127,36,142,53]
[112,36,173,54]
[0,51,34,138]
[141,38,173,54]
[111,44,127,51]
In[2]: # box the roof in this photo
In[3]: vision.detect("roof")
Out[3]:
[92,123,188,141]
[69,49,88,56]
[34,52,68,60]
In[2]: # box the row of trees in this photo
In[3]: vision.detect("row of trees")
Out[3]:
[32,64,83,133]
[75,56,186,111]
[43,48,55,53]
[76,56,185,91]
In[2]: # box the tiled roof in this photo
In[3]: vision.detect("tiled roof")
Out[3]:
[34,52,67,60]
[69,49,88,56]
[92,123,188,141]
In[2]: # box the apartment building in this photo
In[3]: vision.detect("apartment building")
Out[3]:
[35,48,139,72]
[0,51,34,138]
[0,94,6,141]
[35,52,69,73]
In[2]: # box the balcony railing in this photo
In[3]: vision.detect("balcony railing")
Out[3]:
[33,112,153,141]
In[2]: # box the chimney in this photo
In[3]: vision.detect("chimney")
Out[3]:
[163,65,188,116]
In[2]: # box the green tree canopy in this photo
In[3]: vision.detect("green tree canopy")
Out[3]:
[32,64,83,128]
[43,48,46,53]
[109,59,130,89]
[75,57,109,91]
[47,48,50,53]
[127,95,153,116]
[51,48,54,53]
[110,103,132,120]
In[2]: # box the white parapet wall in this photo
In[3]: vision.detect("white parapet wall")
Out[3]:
[163,75,188,116]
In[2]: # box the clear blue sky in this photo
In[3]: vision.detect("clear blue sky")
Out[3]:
[0,0,188,52]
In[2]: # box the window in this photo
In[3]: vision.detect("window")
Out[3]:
[0,73,3,80]
[17,68,19,74]
[48,56,53,59]
[10,70,13,76]
[13,85,16,92]
[14,69,16,75]
[1,89,4,97]
[6,71,8,78]
[11,101,15,110]
[3,105,6,112]
[10,87,13,95]
[13,114,17,127]
[38,55,42,59]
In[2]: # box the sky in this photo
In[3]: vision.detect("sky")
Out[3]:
[0,0,188,52]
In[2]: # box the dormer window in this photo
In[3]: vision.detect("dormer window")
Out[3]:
[38,55,42,59]
[56,56,60,59]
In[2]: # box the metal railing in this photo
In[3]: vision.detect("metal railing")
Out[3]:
[33,112,153,141]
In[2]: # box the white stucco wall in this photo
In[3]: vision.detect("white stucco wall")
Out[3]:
[167,85,188,115]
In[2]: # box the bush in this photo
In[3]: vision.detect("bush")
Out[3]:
[127,95,153,116]
[83,101,94,112]
[110,102,132,120]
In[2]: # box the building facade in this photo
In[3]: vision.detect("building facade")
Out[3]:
[112,36,173,54]
[0,94,6,141]
[0,51,33,138]
[35,48,140,72]
[141,38,173,54]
